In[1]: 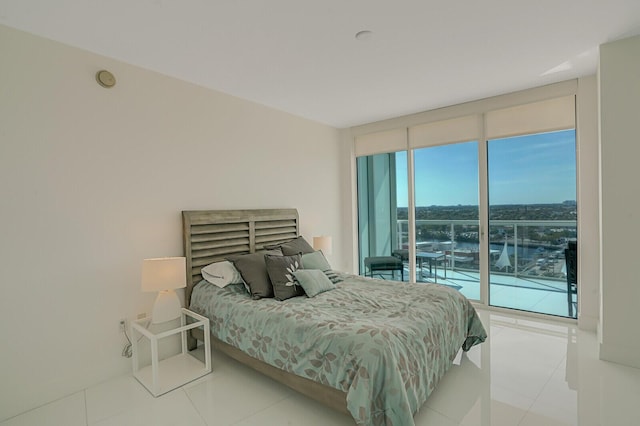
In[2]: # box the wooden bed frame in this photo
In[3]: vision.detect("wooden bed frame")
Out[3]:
[182,209,349,414]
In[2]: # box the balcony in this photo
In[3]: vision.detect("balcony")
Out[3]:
[393,219,577,318]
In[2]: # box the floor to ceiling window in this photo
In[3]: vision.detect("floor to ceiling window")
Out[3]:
[357,151,407,281]
[354,90,578,318]
[355,129,408,281]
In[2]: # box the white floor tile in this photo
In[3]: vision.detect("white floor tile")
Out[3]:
[458,398,529,426]
[233,392,354,426]
[489,383,536,412]
[425,354,490,420]
[91,390,205,426]
[489,358,557,400]
[414,406,459,426]
[579,358,640,426]
[425,352,534,425]
[7,308,640,426]
[0,391,86,426]
[183,350,292,425]
[85,375,155,424]
[490,325,567,369]
[519,411,573,426]
[527,363,577,425]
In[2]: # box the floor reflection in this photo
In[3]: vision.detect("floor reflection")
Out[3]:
[417,309,640,426]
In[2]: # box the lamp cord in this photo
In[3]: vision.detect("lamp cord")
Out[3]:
[122,328,133,358]
[122,319,150,358]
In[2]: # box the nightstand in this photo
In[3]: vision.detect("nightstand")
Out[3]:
[131,308,211,397]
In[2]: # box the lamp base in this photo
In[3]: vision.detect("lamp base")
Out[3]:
[151,290,182,324]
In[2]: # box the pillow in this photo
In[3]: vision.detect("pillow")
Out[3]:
[323,270,344,284]
[301,250,331,271]
[265,253,305,301]
[292,269,335,297]
[279,236,315,256]
[201,261,245,288]
[227,250,281,299]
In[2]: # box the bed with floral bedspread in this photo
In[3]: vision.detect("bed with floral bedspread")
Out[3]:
[189,272,486,426]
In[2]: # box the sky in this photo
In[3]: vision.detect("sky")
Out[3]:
[395,129,577,207]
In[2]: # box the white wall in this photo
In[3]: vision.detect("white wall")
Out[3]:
[0,25,345,421]
[598,34,640,368]
[576,75,600,331]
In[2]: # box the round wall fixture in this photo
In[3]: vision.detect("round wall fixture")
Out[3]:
[355,30,373,41]
[96,70,116,88]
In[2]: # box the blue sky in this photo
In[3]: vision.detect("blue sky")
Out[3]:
[396,129,576,207]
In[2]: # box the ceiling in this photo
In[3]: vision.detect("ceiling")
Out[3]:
[1,1,640,128]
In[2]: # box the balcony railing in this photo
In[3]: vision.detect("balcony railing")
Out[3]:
[396,219,576,281]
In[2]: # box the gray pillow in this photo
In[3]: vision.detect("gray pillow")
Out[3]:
[265,253,305,301]
[279,236,315,256]
[301,250,331,271]
[292,269,335,297]
[227,250,281,299]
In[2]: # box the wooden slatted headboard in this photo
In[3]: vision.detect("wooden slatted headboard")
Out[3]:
[182,209,299,305]
[181,208,349,414]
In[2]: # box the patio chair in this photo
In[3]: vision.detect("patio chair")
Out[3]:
[364,256,404,281]
[564,241,577,318]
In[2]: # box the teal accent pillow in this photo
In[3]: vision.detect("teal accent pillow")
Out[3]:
[292,269,335,297]
[301,250,331,271]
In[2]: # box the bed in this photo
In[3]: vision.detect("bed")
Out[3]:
[182,209,487,426]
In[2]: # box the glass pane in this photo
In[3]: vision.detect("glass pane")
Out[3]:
[412,141,480,300]
[357,151,407,281]
[488,129,577,318]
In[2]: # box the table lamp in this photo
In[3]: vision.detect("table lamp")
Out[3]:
[141,257,187,324]
[313,236,332,255]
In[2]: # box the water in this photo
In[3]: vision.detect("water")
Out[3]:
[435,241,558,259]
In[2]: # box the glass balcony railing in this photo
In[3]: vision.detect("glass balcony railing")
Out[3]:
[394,218,577,317]
[397,219,576,279]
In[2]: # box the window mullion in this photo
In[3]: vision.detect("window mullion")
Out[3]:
[407,143,416,283]
[478,114,490,305]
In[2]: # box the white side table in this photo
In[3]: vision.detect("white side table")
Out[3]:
[131,308,211,397]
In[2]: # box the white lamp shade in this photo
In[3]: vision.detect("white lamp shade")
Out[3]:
[313,236,332,255]
[141,257,186,292]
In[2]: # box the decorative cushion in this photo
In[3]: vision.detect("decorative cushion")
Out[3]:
[279,236,315,256]
[227,250,281,299]
[265,253,305,301]
[301,250,331,271]
[292,269,335,297]
[201,261,245,288]
[323,270,344,284]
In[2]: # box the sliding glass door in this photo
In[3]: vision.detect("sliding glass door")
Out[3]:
[413,141,480,300]
[487,130,577,317]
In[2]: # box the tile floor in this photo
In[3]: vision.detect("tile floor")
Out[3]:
[3,309,640,426]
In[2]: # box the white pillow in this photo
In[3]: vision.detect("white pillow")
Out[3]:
[201,261,245,288]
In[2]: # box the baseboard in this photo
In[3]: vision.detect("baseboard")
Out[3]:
[599,342,640,369]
